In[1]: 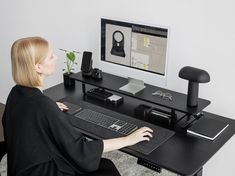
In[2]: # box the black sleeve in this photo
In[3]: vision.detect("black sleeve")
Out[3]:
[41,98,104,172]
[2,105,6,142]
[1,105,7,159]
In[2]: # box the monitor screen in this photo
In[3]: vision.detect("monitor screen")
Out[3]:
[100,18,169,86]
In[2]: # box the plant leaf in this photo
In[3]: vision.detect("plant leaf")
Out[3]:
[66,52,76,62]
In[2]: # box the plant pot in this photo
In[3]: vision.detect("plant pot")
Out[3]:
[63,73,75,88]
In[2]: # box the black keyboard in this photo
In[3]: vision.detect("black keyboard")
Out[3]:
[74,109,138,135]
[63,101,175,155]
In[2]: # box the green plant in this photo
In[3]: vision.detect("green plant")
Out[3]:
[60,49,78,75]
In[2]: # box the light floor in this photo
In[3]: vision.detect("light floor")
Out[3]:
[102,150,179,176]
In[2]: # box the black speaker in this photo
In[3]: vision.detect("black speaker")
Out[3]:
[81,51,93,76]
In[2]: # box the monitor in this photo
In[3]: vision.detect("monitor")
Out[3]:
[99,18,170,87]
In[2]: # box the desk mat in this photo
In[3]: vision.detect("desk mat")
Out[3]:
[62,99,175,155]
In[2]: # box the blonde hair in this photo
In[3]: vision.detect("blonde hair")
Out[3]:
[11,36,49,87]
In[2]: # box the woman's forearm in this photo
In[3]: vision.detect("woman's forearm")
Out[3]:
[103,137,129,153]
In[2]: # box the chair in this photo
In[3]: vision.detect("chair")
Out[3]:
[0,141,7,176]
[0,141,6,160]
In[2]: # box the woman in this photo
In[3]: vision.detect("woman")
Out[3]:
[2,37,153,176]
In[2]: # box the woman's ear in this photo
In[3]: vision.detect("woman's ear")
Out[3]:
[35,63,42,74]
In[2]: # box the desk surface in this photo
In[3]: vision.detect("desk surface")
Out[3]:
[44,82,235,176]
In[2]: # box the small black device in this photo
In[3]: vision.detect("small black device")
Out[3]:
[81,51,93,76]
[107,95,123,105]
[134,104,152,120]
[179,66,210,107]
[86,88,113,102]
[147,108,173,128]
[134,104,176,128]
[91,68,103,80]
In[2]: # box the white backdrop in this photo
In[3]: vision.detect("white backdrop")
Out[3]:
[0,0,234,175]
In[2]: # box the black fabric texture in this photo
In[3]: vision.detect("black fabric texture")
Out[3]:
[2,85,106,176]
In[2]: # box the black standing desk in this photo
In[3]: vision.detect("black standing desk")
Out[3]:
[44,74,235,176]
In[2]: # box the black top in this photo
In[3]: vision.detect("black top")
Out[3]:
[2,85,103,176]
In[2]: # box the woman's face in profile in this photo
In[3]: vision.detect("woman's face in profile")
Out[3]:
[39,46,57,77]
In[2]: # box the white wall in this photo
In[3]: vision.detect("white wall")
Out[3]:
[0,0,234,175]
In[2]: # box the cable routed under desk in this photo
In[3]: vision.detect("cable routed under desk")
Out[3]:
[62,101,175,155]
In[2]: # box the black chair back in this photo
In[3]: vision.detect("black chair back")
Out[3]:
[0,141,6,160]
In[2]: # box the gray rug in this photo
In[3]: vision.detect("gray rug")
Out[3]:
[0,154,7,176]
[102,150,179,176]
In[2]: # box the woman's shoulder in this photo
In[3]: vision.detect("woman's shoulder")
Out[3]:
[8,85,43,100]
[36,95,59,112]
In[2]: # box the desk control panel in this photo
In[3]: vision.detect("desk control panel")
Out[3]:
[137,158,162,173]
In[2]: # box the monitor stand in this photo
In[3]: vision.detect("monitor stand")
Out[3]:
[119,77,146,95]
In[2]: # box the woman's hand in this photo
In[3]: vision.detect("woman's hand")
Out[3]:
[56,102,69,111]
[124,127,153,146]
[103,127,153,152]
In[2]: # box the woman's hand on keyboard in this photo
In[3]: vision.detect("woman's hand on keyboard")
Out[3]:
[125,127,153,146]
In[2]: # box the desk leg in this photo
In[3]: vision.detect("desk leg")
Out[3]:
[194,168,202,176]
[82,83,86,94]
